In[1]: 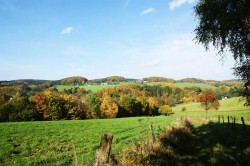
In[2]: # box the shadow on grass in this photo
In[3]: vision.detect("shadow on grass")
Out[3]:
[153,122,250,166]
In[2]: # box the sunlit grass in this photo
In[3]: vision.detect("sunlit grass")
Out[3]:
[55,82,131,92]
[175,83,216,90]
[0,97,249,165]
[173,97,250,124]
[0,116,173,165]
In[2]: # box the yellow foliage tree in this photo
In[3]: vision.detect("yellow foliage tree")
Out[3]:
[99,95,118,118]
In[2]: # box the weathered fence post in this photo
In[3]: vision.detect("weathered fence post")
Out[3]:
[241,117,246,131]
[230,116,234,127]
[150,124,156,144]
[222,116,224,124]
[233,116,236,127]
[228,116,230,124]
[218,115,220,123]
[94,133,113,166]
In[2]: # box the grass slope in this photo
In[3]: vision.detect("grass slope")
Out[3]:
[56,82,218,92]
[173,97,250,119]
[175,82,216,90]
[56,82,130,92]
[0,98,249,165]
[0,116,172,165]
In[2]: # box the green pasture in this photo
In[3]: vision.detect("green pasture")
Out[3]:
[55,82,131,92]
[0,97,249,165]
[175,82,216,90]
[146,82,217,90]
[56,82,218,93]
[0,116,173,165]
[173,97,250,119]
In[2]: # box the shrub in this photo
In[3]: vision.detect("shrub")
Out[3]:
[158,105,172,116]
[181,106,186,111]
[118,117,193,165]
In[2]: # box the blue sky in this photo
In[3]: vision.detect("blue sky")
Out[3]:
[0,0,236,81]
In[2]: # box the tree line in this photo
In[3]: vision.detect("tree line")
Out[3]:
[0,82,240,122]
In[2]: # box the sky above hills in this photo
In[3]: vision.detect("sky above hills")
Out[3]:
[0,0,236,81]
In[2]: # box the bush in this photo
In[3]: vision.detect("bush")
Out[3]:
[119,117,193,165]
[158,105,172,116]
[181,106,186,111]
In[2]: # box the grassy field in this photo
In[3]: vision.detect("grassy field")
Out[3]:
[55,82,131,92]
[0,98,249,165]
[56,82,218,92]
[173,97,250,119]
[0,116,173,165]
[175,82,216,90]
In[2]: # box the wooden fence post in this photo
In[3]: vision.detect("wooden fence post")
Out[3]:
[241,117,246,131]
[150,124,156,144]
[222,116,224,124]
[233,116,236,127]
[218,115,220,123]
[228,116,230,124]
[94,133,113,166]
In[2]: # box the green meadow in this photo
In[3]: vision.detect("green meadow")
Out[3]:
[0,116,173,165]
[175,82,216,90]
[55,82,131,92]
[173,97,250,119]
[0,97,249,165]
[56,82,218,92]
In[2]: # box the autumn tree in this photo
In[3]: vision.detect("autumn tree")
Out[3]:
[158,105,172,116]
[147,97,159,115]
[99,94,118,118]
[118,94,136,117]
[106,76,125,82]
[194,0,250,106]
[143,77,175,83]
[62,94,90,120]
[197,89,220,117]
[31,92,47,120]
[60,76,88,85]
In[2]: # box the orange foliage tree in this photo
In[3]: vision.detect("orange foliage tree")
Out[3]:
[197,89,220,117]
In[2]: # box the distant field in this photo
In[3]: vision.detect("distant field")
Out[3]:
[56,82,217,92]
[1,97,249,165]
[173,97,250,118]
[175,82,216,90]
[55,82,131,92]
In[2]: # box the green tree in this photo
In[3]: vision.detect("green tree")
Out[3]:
[194,0,250,106]
[86,93,101,118]
[0,95,37,122]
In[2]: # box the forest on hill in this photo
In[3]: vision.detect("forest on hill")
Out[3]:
[0,76,243,86]
[0,76,243,122]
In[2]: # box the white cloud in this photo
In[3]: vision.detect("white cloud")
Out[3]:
[123,0,133,9]
[169,0,196,10]
[140,8,156,15]
[60,27,73,35]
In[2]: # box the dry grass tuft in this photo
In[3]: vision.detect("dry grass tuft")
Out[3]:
[118,117,194,165]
